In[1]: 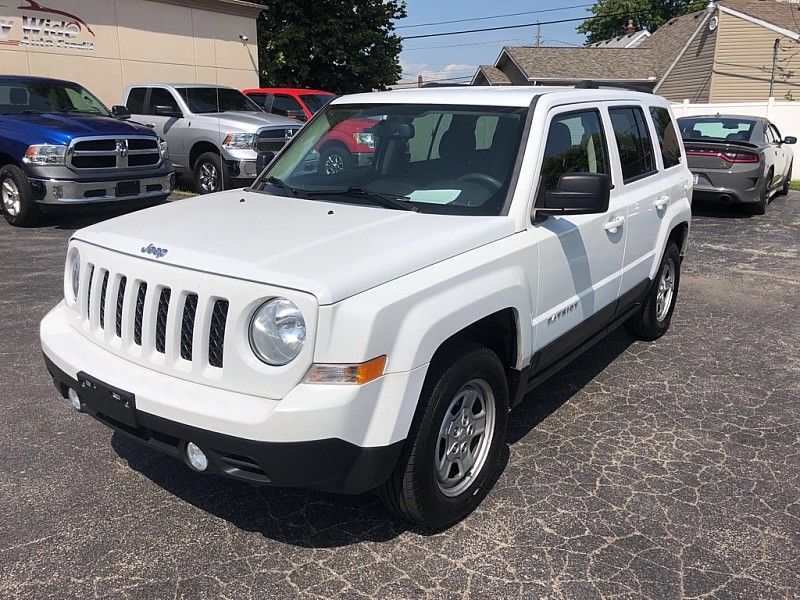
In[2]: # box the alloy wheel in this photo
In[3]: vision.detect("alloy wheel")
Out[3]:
[435,378,496,497]
[2,177,21,217]
[323,153,345,175]
[656,258,676,322]
[199,162,219,192]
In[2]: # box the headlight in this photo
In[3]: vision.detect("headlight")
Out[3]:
[24,144,67,165]
[222,133,257,149]
[249,298,306,365]
[158,137,169,160]
[65,247,80,302]
[353,132,375,148]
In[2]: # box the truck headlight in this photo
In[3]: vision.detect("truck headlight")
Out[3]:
[65,247,80,302]
[249,298,306,365]
[222,133,257,150]
[353,132,375,148]
[24,144,67,165]
[159,137,169,160]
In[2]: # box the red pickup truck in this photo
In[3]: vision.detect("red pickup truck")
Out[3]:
[243,87,376,175]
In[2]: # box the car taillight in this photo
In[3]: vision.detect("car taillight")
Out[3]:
[685,148,759,164]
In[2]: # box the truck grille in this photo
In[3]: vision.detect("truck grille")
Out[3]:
[69,136,160,170]
[256,127,300,153]
[83,264,229,371]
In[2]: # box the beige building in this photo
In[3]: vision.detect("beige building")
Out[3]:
[0,0,262,106]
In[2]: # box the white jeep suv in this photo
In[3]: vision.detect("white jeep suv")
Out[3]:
[40,85,692,530]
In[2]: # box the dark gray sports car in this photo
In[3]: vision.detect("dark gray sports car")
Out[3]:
[678,115,795,214]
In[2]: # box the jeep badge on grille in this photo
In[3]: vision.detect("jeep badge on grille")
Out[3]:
[141,244,168,259]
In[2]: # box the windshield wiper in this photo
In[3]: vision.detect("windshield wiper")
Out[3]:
[304,187,418,212]
[60,109,104,115]
[264,176,303,197]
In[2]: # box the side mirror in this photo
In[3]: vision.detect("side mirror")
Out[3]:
[783,136,797,145]
[533,173,611,220]
[111,105,131,120]
[154,105,181,118]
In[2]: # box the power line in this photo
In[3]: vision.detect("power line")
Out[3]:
[402,11,643,40]
[397,4,593,30]
[403,37,529,51]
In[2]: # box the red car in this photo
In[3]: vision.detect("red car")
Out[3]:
[242,87,335,122]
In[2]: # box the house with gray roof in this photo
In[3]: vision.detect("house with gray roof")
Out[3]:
[472,0,800,102]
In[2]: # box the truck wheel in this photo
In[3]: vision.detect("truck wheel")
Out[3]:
[193,152,228,194]
[625,241,681,341]
[379,342,508,530]
[1,164,40,227]
[319,145,353,175]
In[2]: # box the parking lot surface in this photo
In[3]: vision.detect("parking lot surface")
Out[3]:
[1,194,799,599]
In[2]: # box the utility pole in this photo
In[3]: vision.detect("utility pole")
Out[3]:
[769,38,780,98]
[535,21,542,47]
[417,74,423,88]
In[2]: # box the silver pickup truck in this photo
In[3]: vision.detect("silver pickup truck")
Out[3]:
[123,84,300,194]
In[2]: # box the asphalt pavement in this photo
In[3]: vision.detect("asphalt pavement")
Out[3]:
[1,193,798,599]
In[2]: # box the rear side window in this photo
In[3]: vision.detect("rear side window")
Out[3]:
[247,93,269,108]
[537,109,609,202]
[649,107,682,169]
[147,88,179,115]
[609,106,657,182]
[126,88,147,113]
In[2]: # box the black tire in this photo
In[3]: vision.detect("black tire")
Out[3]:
[319,144,353,176]
[379,342,509,530]
[751,170,772,215]
[192,152,229,194]
[1,164,40,227]
[778,161,792,196]
[625,241,681,341]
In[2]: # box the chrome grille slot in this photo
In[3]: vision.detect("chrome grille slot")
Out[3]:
[85,265,94,318]
[208,300,229,368]
[180,294,198,361]
[115,277,126,337]
[99,271,109,330]
[155,288,171,354]
[134,283,147,346]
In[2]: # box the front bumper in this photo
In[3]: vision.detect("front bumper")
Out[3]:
[40,303,425,493]
[31,172,175,205]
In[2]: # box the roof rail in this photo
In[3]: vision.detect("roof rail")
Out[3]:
[574,80,653,94]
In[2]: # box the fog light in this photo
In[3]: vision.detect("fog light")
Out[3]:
[186,442,208,472]
[67,388,81,411]
[52,185,62,199]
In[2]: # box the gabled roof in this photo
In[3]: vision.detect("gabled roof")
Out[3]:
[472,65,512,86]
[589,30,650,48]
[720,0,800,40]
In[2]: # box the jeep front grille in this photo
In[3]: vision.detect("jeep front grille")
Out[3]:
[82,265,229,370]
[256,127,300,153]
[69,136,160,170]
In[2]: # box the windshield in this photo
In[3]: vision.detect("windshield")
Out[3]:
[177,87,263,114]
[301,93,336,114]
[0,80,110,116]
[255,103,528,216]
[678,117,756,142]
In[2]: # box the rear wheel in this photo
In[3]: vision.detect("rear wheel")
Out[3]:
[751,169,772,215]
[779,161,792,196]
[379,342,508,530]
[625,241,681,341]
[1,164,40,227]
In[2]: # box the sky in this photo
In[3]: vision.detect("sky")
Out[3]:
[396,1,595,86]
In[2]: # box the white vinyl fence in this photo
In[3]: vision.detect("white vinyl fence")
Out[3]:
[671,98,800,179]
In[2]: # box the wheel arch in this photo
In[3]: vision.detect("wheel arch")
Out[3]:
[189,141,220,169]
[0,152,22,169]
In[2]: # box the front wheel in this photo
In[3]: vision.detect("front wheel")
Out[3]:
[319,145,353,176]
[192,152,229,194]
[1,164,40,227]
[379,342,508,530]
[625,241,681,341]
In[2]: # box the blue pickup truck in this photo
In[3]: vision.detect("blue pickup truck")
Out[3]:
[0,75,174,227]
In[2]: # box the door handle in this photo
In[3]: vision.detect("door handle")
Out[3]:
[654,196,669,210]
[604,215,625,233]
[145,123,155,128]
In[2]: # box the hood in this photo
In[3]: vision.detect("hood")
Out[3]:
[0,113,156,145]
[73,190,515,304]
[196,111,300,133]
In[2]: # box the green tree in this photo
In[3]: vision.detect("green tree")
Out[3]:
[256,0,406,94]
[578,0,706,44]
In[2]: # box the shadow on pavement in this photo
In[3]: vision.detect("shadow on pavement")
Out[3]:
[111,328,634,547]
[691,199,757,219]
